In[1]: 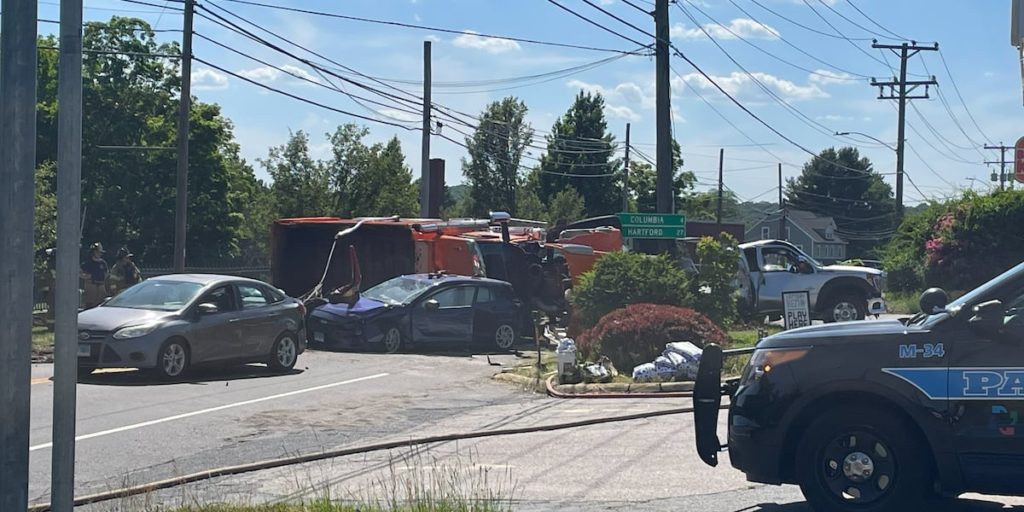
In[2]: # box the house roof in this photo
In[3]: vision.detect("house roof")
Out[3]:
[745,209,847,245]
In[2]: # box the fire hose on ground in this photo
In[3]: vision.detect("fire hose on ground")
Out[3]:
[26,402,727,512]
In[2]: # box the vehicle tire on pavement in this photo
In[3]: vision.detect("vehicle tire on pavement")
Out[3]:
[824,294,866,323]
[152,338,190,380]
[382,326,403,354]
[494,323,517,351]
[796,404,932,512]
[268,332,299,372]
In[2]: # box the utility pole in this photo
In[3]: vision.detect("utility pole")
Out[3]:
[984,143,1012,190]
[420,40,432,218]
[622,123,631,212]
[716,148,724,225]
[173,0,195,273]
[51,0,84,508]
[778,164,786,240]
[870,41,938,216]
[0,0,37,509]
[654,0,672,216]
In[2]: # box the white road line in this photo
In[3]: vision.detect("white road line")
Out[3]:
[30,373,388,452]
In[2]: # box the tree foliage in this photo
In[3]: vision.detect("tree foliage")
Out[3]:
[34,18,261,267]
[627,141,694,213]
[538,91,621,217]
[690,234,740,325]
[883,190,1024,292]
[572,251,692,329]
[461,97,533,217]
[262,130,333,218]
[786,147,896,257]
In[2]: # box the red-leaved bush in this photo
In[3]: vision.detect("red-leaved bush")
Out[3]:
[576,303,729,373]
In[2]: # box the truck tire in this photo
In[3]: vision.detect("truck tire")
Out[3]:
[796,405,932,512]
[824,293,866,323]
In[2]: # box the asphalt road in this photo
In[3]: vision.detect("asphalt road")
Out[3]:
[26,339,1024,511]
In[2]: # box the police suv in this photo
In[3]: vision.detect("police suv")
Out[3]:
[694,260,1024,512]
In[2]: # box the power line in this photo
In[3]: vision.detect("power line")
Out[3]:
[621,0,652,16]
[545,0,650,48]
[217,0,644,54]
[748,0,872,41]
[937,50,993,143]
[845,0,910,41]
[579,0,657,39]
[691,0,868,82]
[799,0,891,68]
[815,0,904,42]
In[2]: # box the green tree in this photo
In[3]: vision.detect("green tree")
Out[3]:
[627,141,694,213]
[538,91,622,217]
[325,123,370,216]
[546,188,586,225]
[786,147,897,257]
[572,251,693,328]
[34,18,259,266]
[462,97,534,217]
[34,163,58,273]
[262,130,334,218]
[348,137,419,217]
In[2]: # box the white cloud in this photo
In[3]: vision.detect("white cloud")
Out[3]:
[566,79,656,110]
[671,18,779,40]
[673,71,828,102]
[605,105,641,121]
[377,109,420,123]
[237,65,320,85]
[425,34,441,43]
[452,30,521,54]
[815,114,852,121]
[808,69,854,85]
[191,67,228,91]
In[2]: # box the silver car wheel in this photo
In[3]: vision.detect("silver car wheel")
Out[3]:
[495,324,516,350]
[162,343,187,377]
[276,336,297,367]
[384,327,402,354]
[833,302,859,322]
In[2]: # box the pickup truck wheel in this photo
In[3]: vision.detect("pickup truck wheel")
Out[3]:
[825,294,866,323]
[796,405,932,512]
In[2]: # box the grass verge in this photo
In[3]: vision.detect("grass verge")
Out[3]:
[32,325,54,359]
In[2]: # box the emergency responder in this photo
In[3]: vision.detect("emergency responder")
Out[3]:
[80,242,108,309]
[108,247,141,296]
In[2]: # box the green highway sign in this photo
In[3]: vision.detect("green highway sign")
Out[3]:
[621,226,686,239]
[616,212,687,239]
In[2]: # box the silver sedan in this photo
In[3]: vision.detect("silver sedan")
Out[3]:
[77,274,306,379]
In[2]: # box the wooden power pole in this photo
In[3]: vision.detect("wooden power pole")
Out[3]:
[420,40,432,218]
[173,0,194,272]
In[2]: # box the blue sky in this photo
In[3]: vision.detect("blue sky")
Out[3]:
[36,0,1024,205]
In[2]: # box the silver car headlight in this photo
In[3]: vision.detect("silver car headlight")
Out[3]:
[113,322,162,340]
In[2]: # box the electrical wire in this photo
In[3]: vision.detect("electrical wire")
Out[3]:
[546,0,650,48]
[937,50,993,143]
[621,0,652,16]
[579,0,657,40]
[799,0,892,69]
[748,0,872,41]
[696,0,870,81]
[218,0,644,54]
[814,0,904,42]
[845,0,910,41]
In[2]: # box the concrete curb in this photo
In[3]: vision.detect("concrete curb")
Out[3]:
[493,371,694,398]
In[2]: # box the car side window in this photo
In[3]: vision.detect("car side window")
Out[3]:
[475,286,493,304]
[263,286,285,304]
[200,286,235,313]
[238,284,270,309]
[425,286,475,309]
[761,248,798,273]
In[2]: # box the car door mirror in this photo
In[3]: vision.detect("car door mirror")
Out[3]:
[424,299,440,311]
[969,300,1005,340]
[197,302,219,315]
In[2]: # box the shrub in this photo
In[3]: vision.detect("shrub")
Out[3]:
[576,303,729,373]
[572,251,692,329]
[690,234,740,325]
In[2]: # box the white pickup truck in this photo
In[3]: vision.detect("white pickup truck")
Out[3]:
[736,240,886,322]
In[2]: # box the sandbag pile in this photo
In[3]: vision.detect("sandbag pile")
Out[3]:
[631,341,703,383]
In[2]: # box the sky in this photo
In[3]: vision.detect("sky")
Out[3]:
[35,0,1024,206]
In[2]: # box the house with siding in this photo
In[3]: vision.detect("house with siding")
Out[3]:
[744,209,848,264]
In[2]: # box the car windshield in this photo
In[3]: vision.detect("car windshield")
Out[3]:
[945,261,1024,316]
[362,276,433,305]
[104,280,204,311]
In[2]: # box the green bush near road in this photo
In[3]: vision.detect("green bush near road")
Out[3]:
[572,251,692,329]
[690,234,741,326]
[884,190,1024,292]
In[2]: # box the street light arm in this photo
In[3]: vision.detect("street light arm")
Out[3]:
[835,131,901,150]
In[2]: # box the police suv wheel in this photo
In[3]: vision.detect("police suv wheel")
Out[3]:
[796,405,931,512]
[826,294,866,323]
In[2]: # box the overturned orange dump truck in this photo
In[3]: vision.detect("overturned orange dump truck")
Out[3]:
[271,216,486,299]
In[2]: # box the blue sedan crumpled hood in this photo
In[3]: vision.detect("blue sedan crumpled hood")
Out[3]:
[317,296,388,317]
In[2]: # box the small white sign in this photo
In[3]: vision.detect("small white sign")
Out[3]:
[783,291,811,330]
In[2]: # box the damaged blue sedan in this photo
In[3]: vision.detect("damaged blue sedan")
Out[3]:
[306,273,523,353]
